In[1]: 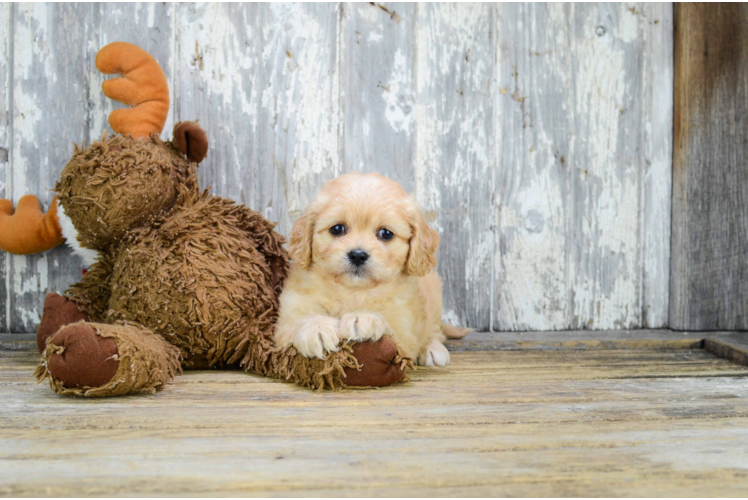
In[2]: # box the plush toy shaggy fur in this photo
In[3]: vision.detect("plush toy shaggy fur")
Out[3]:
[0,42,411,396]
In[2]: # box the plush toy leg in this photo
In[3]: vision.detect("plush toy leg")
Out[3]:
[343,337,412,387]
[36,292,89,354]
[252,336,413,391]
[35,322,180,397]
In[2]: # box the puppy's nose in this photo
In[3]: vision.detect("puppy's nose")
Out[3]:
[347,249,369,267]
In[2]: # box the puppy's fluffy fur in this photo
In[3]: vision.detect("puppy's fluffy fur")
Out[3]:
[275,172,469,367]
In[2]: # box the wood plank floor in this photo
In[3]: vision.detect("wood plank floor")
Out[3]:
[2,347,748,497]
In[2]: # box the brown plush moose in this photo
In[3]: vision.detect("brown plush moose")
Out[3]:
[0,42,409,396]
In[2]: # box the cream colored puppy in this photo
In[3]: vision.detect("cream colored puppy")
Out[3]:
[275,172,470,367]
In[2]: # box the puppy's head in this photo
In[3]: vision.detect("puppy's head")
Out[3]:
[289,172,439,287]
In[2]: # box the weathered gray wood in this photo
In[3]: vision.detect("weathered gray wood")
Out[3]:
[0,334,35,351]
[3,3,675,333]
[9,3,97,333]
[0,3,9,332]
[414,4,495,330]
[341,2,417,192]
[5,330,748,356]
[494,3,673,331]
[447,329,705,352]
[641,5,674,328]
[670,4,748,330]
[253,3,341,235]
[494,3,572,331]
[175,3,262,208]
[705,334,748,368]
[91,3,177,141]
[3,348,748,496]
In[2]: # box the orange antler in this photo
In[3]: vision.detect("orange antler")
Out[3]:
[96,42,169,139]
[0,195,63,254]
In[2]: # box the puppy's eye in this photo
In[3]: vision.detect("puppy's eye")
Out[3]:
[330,224,346,236]
[377,228,394,241]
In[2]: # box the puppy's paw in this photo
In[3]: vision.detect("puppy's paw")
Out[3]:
[416,339,451,367]
[293,316,341,359]
[339,312,391,343]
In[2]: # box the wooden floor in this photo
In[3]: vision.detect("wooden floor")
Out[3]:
[2,342,748,497]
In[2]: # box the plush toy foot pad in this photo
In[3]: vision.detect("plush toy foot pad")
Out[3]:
[37,322,181,397]
[37,292,89,353]
[46,323,120,389]
[344,337,409,387]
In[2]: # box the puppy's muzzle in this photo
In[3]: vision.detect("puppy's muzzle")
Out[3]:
[347,249,369,267]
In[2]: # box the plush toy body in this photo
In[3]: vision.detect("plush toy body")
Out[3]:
[0,43,409,396]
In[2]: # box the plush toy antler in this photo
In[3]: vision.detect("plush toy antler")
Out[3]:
[96,42,169,138]
[0,195,63,254]
[0,44,180,256]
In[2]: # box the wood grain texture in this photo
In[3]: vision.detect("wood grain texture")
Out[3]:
[341,2,417,191]
[9,3,96,333]
[3,3,674,333]
[175,3,261,207]
[253,3,341,234]
[0,3,9,332]
[175,3,340,238]
[2,348,748,496]
[703,332,748,367]
[446,329,705,352]
[640,4,674,329]
[0,328,742,354]
[670,3,748,330]
[91,3,177,141]
[415,3,495,329]
[494,3,673,331]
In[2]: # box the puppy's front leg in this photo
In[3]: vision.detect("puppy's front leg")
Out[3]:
[339,312,391,343]
[282,315,341,360]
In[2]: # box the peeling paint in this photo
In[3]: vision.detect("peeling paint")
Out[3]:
[1,3,10,332]
[3,3,673,333]
[382,50,414,134]
[415,3,494,329]
[494,3,671,331]
[276,4,339,182]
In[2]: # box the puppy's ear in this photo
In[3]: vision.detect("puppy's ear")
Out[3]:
[405,199,440,277]
[288,209,316,269]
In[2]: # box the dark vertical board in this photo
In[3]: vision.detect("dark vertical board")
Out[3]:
[10,4,95,332]
[671,3,748,330]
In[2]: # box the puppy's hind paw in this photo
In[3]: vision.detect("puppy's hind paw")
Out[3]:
[293,316,341,359]
[416,340,451,367]
[339,312,391,343]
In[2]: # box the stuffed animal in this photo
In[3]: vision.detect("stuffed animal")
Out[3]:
[0,42,411,396]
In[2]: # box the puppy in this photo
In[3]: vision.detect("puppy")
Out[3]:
[275,172,470,367]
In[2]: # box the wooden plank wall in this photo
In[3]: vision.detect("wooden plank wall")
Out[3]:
[495,3,672,331]
[0,3,673,333]
[670,3,748,330]
[0,4,9,331]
